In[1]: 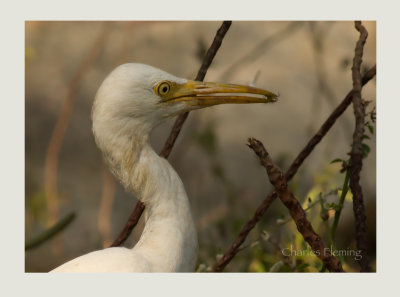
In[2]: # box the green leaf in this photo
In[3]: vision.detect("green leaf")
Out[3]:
[366,124,374,134]
[326,202,342,211]
[362,143,371,158]
[296,262,310,272]
[330,158,343,164]
[362,134,370,140]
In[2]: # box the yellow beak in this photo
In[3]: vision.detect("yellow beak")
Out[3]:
[161,80,278,107]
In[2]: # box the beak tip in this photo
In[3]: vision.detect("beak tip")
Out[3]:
[267,93,279,103]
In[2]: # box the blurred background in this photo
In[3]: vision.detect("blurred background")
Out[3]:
[25,21,376,272]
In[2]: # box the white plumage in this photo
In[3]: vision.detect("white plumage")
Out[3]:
[51,63,277,272]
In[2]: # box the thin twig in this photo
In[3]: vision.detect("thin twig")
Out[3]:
[247,138,344,272]
[286,67,376,181]
[267,235,297,271]
[331,167,350,240]
[159,20,232,158]
[232,230,297,271]
[220,22,303,81]
[110,21,232,247]
[308,22,351,132]
[278,188,339,226]
[25,213,76,251]
[213,65,376,272]
[350,21,370,272]
[109,201,145,247]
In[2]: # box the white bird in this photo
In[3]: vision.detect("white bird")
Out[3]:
[51,63,277,272]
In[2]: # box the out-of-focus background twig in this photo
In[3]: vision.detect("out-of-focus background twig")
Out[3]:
[25,21,376,272]
[42,23,110,254]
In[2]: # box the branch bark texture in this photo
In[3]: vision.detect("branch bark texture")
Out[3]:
[159,20,232,158]
[350,21,370,272]
[247,138,344,272]
[213,65,376,272]
[109,201,145,247]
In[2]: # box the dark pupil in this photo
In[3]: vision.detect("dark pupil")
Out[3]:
[162,86,168,93]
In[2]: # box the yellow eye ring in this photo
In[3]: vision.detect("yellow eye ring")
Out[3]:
[156,81,171,96]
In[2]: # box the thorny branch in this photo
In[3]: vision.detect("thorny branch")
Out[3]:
[350,21,370,272]
[110,21,232,247]
[247,138,344,272]
[213,65,376,272]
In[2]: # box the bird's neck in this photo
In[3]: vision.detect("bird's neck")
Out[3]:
[98,120,198,271]
[131,144,198,271]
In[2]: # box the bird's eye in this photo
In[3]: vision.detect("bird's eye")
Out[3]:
[156,82,171,96]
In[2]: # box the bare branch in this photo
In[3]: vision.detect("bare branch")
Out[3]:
[25,213,76,251]
[109,200,145,247]
[213,65,376,272]
[350,21,370,272]
[286,65,376,181]
[159,20,232,158]
[110,21,232,247]
[247,138,344,272]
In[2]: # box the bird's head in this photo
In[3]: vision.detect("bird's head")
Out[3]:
[93,63,277,144]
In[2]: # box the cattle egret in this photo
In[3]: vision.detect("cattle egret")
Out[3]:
[51,63,277,272]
